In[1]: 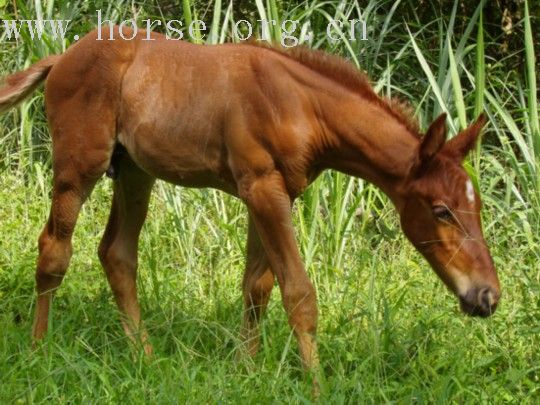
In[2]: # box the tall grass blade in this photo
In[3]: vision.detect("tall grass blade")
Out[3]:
[474,8,485,118]
[524,0,539,160]
[447,37,466,130]
[209,0,223,45]
[406,26,455,133]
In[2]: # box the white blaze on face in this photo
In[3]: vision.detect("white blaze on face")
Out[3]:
[465,180,475,205]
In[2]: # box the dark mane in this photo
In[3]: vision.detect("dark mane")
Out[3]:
[249,42,421,137]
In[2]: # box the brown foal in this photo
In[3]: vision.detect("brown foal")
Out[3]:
[0,27,500,372]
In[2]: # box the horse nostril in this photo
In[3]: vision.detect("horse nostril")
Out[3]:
[478,287,498,312]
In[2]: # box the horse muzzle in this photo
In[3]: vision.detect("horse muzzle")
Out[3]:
[459,286,500,317]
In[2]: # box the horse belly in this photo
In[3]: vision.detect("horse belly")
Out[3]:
[118,86,233,191]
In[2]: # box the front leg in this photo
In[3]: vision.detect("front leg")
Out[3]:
[238,170,319,372]
[238,215,275,359]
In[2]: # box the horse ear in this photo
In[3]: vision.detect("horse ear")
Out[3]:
[444,113,487,161]
[419,113,448,163]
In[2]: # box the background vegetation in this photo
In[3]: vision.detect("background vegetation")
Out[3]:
[0,0,538,402]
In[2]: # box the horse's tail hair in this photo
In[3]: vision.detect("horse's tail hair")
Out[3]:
[0,55,61,114]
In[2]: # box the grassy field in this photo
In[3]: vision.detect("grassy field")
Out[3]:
[1,0,539,403]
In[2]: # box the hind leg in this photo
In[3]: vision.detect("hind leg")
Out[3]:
[98,153,155,355]
[32,148,111,341]
[32,59,122,341]
[33,177,98,340]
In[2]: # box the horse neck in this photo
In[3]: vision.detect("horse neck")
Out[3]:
[314,90,420,200]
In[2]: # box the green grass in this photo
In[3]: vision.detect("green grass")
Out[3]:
[1,0,539,402]
[1,169,538,403]
[1,168,538,402]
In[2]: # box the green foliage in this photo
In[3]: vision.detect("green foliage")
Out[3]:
[1,0,539,402]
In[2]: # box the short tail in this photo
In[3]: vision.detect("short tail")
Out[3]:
[0,55,61,114]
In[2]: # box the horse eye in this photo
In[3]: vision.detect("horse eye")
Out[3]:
[433,205,453,221]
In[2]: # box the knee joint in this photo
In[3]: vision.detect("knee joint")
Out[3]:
[36,237,71,278]
[283,282,316,305]
[99,242,136,274]
[243,267,274,302]
[252,273,274,296]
